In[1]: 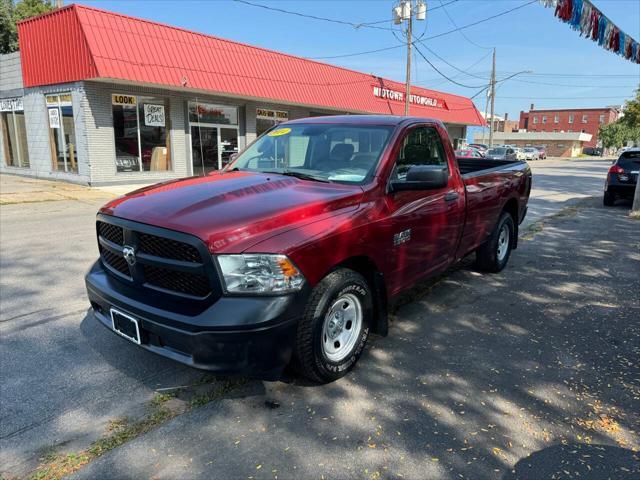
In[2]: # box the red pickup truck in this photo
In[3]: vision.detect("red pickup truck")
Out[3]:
[86,116,531,383]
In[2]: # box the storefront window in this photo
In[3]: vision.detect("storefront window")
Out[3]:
[46,93,77,173]
[112,94,171,172]
[1,97,29,168]
[256,108,288,137]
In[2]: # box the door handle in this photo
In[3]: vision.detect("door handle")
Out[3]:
[444,192,459,202]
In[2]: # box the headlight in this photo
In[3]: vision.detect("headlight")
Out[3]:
[216,254,305,294]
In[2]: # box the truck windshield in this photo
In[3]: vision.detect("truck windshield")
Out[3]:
[228,124,394,184]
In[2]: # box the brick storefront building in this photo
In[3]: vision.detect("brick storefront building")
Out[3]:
[519,105,621,148]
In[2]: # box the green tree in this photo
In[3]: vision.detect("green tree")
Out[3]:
[0,0,17,54]
[619,87,640,130]
[598,86,640,149]
[0,0,54,54]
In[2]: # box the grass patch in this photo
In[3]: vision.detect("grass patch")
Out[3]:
[0,198,62,206]
[629,210,640,220]
[188,379,247,408]
[88,408,175,458]
[150,391,178,407]
[27,453,92,480]
[27,377,247,480]
[26,409,176,480]
[521,223,543,241]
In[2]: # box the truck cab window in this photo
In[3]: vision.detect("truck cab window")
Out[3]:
[392,126,448,181]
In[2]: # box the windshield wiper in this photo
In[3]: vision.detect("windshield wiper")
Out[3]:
[262,170,332,183]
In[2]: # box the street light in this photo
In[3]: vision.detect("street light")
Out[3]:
[393,1,426,115]
[483,69,533,145]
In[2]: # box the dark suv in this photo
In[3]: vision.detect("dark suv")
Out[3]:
[604,148,639,206]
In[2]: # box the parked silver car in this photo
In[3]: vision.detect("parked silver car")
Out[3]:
[523,147,540,161]
[485,147,517,161]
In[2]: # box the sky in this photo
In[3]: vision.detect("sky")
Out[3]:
[79,0,640,121]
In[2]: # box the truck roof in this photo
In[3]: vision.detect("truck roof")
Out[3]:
[284,115,445,127]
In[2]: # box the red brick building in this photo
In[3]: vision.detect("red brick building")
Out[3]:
[519,105,621,148]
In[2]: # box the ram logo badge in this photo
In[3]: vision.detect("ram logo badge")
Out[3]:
[122,246,136,266]
[393,229,411,246]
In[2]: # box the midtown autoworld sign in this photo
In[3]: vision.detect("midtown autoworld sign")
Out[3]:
[372,86,447,109]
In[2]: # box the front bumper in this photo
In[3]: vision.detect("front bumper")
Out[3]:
[85,260,308,378]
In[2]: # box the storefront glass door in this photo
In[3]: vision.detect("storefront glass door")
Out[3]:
[190,125,239,176]
[220,128,238,169]
[191,125,218,176]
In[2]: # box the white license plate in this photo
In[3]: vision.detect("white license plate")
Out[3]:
[110,308,141,345]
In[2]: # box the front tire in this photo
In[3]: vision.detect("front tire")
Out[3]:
[475,212,515,273]
[294,269,372,383]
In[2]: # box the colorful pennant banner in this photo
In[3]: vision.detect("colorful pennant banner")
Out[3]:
[539,0,640,64]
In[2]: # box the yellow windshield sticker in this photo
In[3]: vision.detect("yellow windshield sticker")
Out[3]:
[267,127,291,137]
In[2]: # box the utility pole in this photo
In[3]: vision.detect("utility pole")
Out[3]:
[488,48,496,147]
[632,174,640,214]
[404,11,412,116]
[394,1,425,116]
[55,0,63,8]
[481,86,490,144]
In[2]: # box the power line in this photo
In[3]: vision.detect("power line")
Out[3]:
[504,72,639,77]
[418,44,491,80]
[416,49,493,88]
[499,95,629,99]
[422,0,537,41]
[438,0,493,50]
[510,79,637,88]
[413,43,488,88]
[311,0,537,59]
[231,0,396,31]
[452,71,638,78]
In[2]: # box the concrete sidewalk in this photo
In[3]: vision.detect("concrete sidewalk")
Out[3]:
[71,199,639,480]
[0,174,154,205]
[0,174,113,204]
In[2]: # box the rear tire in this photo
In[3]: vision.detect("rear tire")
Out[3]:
[293,269,372,383]
[603,190,615,206]
[475,212,515,273]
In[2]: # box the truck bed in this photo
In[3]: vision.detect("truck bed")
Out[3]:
[454,157,531,259]
[456,158,525,177]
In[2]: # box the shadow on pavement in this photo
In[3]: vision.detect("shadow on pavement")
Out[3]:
[503,443,640,479]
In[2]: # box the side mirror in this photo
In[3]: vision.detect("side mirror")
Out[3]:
[389,165,448,192]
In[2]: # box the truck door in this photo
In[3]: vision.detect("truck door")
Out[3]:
[384,125,465,292]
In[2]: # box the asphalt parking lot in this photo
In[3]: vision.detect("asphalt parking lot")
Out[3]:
[1,157,638,479]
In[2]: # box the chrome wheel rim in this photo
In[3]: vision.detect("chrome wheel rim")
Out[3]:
[322,293,363,362]
[497,224,510,262]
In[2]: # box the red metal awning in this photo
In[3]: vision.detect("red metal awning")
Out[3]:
[18,4,485,126]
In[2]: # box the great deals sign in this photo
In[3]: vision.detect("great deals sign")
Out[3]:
[144,104,165,127]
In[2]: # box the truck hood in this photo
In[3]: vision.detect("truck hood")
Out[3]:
[100,171,363,253]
